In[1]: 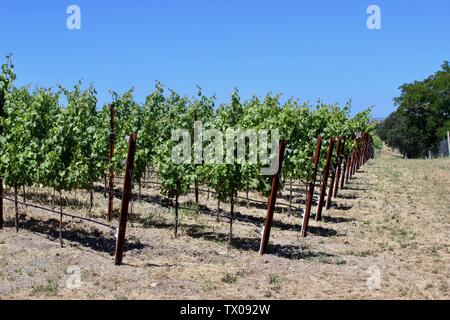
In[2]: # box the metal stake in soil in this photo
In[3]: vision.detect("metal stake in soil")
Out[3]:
[259,140,287,255]
[115,133,137,266]
[327,137,343,209]
[316,137,335,221]
[301,136,322,237]
[334,137,346,197]
[0,182,3,230]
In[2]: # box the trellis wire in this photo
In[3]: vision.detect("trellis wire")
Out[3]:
[0,195,115,231]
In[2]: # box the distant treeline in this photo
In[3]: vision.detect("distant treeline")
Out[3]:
[376,62,450,158]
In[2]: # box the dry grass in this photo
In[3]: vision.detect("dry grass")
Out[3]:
[0,148,449,299]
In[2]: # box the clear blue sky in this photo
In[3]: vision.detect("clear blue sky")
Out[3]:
[1,0,449,118]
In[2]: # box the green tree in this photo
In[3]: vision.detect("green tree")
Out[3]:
[381,61,450,157]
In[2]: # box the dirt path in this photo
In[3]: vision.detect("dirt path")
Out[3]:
[0,149,449,299]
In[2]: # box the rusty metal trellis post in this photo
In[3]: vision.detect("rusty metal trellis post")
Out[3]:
[351,148,357,176]
[345,152,352,184]
[447,131,450,158]
[355,147,360,174]
[356,147,360,173]
[59,191,63,248]
[358,140,363,169]
[340,154,348,189]
[108,104,116,222]
[361,134,367,164]
[0,97,3,230]
[349,150,355,180]
[326,137,342,209]
[355,145,360,172]
[259,140,287,255]
[334,136,346,198]
[316,137,335,221]
[364,133,371,163]
[115,133,137,266]
[0,182,3,229]
[365,133,369,162]
[356,136,363,173]
[357,139,363,170]
[301,136,322,238]
[14,184,18,232]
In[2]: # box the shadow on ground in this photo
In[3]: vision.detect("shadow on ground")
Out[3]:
[3,217,145,255]
[322,215,355,223]
[185,227,335,260]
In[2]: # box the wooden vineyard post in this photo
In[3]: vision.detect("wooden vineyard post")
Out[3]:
[14,184,19,232]
[301,136,322,238]
[259,140,287,255]
[352,144,358,175]
[358,141,363,170]
[316,138,335,221]
[0,97,3,230]
[349,150,355,180]
[361,134,367,164]
[228,194,235,248]
[366,134,370,162]
[364,133,369,162]
[355,144,360,172]
[356,139,361,171]
[362,133,367,164]
[340,154,348,189]
[346,151,352,183]
[345,152,352,184]
[355,136,362,173]
[59,191,63,248]
[365,133,371,162]
[115,133,137,266]
[326,137,343,209]
[358,138,363,169]
[174,194,179,239]
[0,182,3,229]
[447,131,450,158]
[108,104,116,222]
[334,137,346,197]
